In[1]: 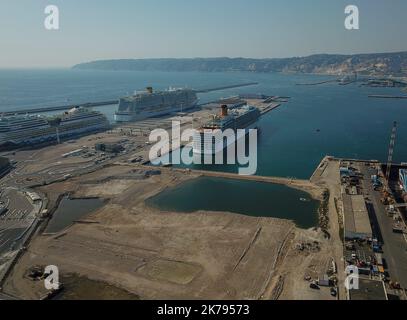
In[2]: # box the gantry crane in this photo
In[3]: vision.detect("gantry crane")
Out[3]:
[385,121,398,191]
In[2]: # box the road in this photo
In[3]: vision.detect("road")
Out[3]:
[0,189,37,255]
[358,164,407,288]
[0,187,42,287]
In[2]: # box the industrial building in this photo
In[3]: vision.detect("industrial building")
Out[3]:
[343,194,373,240]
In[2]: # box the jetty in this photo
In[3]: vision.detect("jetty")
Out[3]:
[2,100,117,117]
[296,79,339,86]
[259,102,281,115]
[194,82,258,93]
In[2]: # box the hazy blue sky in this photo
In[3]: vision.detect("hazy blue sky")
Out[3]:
[0,0,406,68]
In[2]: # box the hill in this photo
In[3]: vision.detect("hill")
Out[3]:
[72,52,407,77]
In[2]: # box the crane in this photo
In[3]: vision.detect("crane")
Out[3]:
[385,121,398,191]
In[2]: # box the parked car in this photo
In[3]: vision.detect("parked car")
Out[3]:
[310,282,320,290]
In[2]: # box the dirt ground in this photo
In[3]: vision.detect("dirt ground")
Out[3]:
[3,163,340,300]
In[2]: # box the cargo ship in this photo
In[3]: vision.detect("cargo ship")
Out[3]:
[193,104,260,155]
[0,107,110,149]
[114,87,198,122]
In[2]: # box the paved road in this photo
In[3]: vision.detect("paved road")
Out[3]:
[359,164,407,288]
[0,189,36,255]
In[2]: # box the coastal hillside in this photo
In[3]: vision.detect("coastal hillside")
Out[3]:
[72,52,407,77]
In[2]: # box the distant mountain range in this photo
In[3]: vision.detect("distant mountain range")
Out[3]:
[73,52,407,77]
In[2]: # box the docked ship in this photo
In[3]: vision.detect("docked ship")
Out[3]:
[193,104,260,155]
[0,107,110,149]
[114,87,198,122]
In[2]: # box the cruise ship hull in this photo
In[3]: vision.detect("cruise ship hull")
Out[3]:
[0,109,110,150]
[115,88,198,123]
[0,123,109,149]
[114,101,198,123]
[193,121,258,155]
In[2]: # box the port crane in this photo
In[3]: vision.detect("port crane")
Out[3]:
[385,121,398,192]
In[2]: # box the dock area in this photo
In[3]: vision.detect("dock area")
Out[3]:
[259,102,281,115]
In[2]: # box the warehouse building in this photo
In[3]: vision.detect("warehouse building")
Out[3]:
[343,194,373,240]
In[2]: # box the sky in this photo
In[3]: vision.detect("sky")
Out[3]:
[0,0,406,68]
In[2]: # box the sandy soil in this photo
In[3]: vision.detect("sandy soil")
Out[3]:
[3,163,339,300]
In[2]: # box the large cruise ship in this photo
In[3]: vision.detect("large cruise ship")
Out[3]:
[114,87,198,122]
[193,104,260,155]
[0,107,110,149]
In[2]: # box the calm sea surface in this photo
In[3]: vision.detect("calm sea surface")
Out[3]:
[1,69,406,179]
[1,69,406,226]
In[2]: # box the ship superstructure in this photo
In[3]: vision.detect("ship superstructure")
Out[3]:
[114,87,198,122]
[193,104,260,155]
[0,107,109,149]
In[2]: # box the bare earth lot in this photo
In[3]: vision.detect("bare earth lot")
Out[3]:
[3,163,339,300]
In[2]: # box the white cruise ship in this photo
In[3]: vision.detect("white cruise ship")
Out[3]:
[114,87,198,122]
[193,104,260,155]
[0,107,110,149]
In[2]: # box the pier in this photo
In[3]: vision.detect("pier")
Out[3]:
[296,79,339,86]
[259,102,281,115]
[2,100,117,117]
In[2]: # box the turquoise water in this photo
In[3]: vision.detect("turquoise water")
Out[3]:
[1,69,406,179]
[146,177,319,228]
